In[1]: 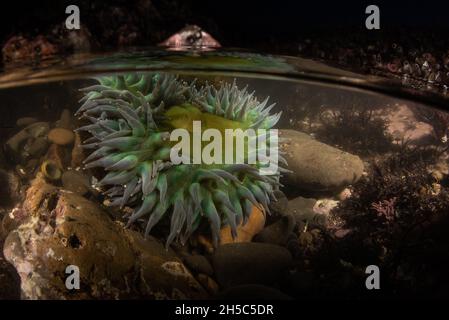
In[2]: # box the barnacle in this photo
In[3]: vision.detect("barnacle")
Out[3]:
[76,73,284,247]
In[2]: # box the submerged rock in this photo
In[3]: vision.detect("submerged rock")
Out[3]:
[5,122,50,162]
[287,196,320,224]
[280,129,364,193]
[47,128,75,146]
[61,170,90,195]
[16,117,38,127]
[57,109,74,130]
[212,242,292,288]
[3,177,207,299]
[253,214,295,246]
[70,132,85,168]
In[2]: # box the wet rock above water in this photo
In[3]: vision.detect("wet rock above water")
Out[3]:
[212,242,292,288]
[280,129,364,193]
[3,175,207,299]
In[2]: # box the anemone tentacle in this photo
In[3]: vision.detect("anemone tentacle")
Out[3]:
[77,73,283,247]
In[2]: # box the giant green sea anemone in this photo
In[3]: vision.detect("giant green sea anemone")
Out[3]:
[76,73,284,247]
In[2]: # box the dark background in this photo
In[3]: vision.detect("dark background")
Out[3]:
[1,0,449,50]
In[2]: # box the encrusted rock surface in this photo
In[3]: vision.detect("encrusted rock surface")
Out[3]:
[3,174,207,299]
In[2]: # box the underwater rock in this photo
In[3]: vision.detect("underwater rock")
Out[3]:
[253,214,295,246]
[219,205,266,244]
[212,242,292,288]
[5,122,50,162]
[268,190,288,217]
[61,170,90,195]
[183,254,214,276]
[123,229,207,299]
[3,189,207,299]
[70,132,85,168]
[45,144,68,169]
[1,207,28,238]
[286,196,321,224]
[279,129,364,193]
[47,128,75,146]
[23,172,58,215]
[216,284,292,300]
[0,169,21,208]
[57,109,73,130]
[16,117,38,127]
[27,137,49,158]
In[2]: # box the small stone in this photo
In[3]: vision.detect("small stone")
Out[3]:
[47,128,75,146]
[16,117,38,127]
[212,242,292,288]
[183,254,214,276]
[61,170,90,195]
[26,122,50,138]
